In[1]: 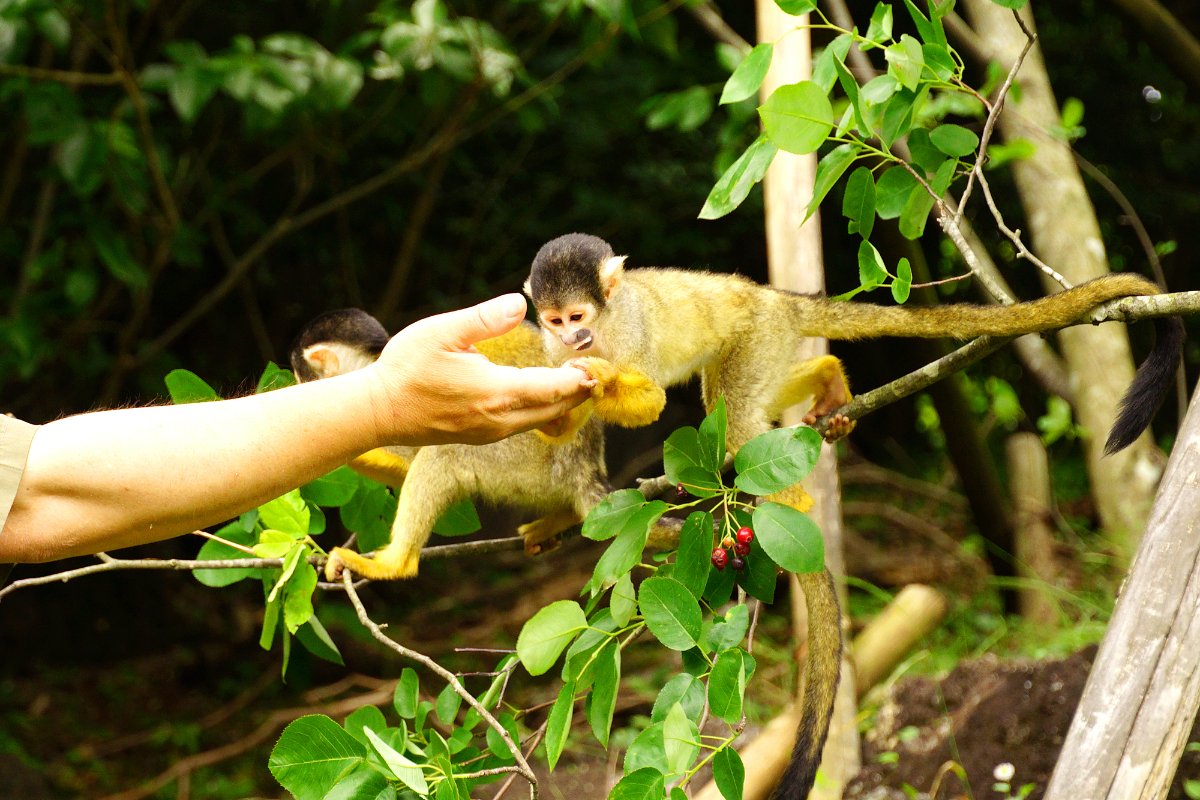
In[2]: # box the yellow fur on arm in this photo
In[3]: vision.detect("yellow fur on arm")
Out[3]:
[348,448,412,487]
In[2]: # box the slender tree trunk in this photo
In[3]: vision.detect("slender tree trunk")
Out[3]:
[961,0,1162,559]
[757,3,858,797]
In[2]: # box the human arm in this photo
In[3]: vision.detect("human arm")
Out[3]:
[0,294,592,563]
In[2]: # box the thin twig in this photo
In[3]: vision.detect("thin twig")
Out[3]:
[341,572,539,799]
[0,62,122,84]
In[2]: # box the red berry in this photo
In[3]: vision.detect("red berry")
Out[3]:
[675,483,690,501]
[736,526,754,546]
[730,556,746,571]
[711,548,729,570]
[734,540,751,556]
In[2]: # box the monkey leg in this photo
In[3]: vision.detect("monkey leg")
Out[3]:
[772,355,856,442]
[534,401,595,444]
[325,450,459,581]
[347,446,416,487]
[518,509,583,556]
[569,357,666,428]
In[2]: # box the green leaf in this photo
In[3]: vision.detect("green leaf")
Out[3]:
[861,74,899,105]
[545,680,576,771]
[713,747,746,800]
[295,615,343,665]
[865,3,894,47]
[517,600,587,675]
[875,166,920,219]
[342,705,387,746]
[733,427,822,496]
[737,531,780,603]
[708,650,748,723]
[164,369,219,404]
[775,0,818,13]
[283,562,318,633]
[706,604,751,652]
[674,512,714,598]
[908,127,947,174]
[645,86,713,132]
[609,767,666,800]
[751,502,824,573]
[804,143,859,223]
[256,361,296,393]
[639,577,702,651]
[432,499,482,536]
[879,88,918,149]
[89,224,147,289]
[663,702,700,776]
[394,668,420,718]
[759,81,834,155]
[990,0,1028,8]
[435,682,463,726]
[269,715,365,800]
[300,466,360,508]
[260,593,281,651]
[611,573,638,627]
[586,516,654,595]
[720,43,772,105]
[363,727,428,794]
[486,712,522,760]
[587,642,621,747]
[562,608,617,687]
[923,42,957,81]
[699,134,778,220]
[843,167,876,239]
[260,490,311,537]
[192,521,261,587]
[899,183,936,240]
[832,56,870,137]
[812,34,852,94]
[623,723,668,775]
[858,239,888,289]
[698,398,728,472]
[930,123,979,157]
[892,258,913,304]
[339,480,396,552]
[584,490,664,541]
[885,35,924,92]
[651,674,706,723]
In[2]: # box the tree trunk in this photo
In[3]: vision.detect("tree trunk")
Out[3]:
[1005,433,1059,627]
[961,0,1162,560]
[758,4,858,798]
[1043,385,1200,800]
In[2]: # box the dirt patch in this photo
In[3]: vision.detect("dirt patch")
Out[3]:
[846,646,1200,800]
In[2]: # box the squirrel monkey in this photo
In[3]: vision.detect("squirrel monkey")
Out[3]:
[290,308,673,581]
[524,231,1185,800]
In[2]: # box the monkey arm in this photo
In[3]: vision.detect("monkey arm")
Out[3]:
[569,357,666,428]
[347,447,416,487]
[770,355,857,442]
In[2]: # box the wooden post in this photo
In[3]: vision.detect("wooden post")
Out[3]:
[1005,433,1059,627]
[851,585,948,697]
[1043,387,1200,800]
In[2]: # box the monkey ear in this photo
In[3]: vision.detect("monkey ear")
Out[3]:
[523,277,534,299]
[599,256,626,300]
[302,344,342,378]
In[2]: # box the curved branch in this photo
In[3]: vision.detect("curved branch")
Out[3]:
[341,572,539,799]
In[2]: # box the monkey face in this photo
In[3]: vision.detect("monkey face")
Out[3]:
[537,302,599,352]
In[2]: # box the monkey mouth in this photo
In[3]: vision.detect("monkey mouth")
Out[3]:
[572,336,593,351]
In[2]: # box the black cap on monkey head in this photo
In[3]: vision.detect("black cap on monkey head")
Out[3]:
[528,233,615,309]
[289,308,389,382]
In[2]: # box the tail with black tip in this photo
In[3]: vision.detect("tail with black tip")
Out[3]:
[771,569,842,799]
[1104,316,1185,455]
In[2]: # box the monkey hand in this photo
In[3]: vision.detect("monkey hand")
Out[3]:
[324,546,421,581]
[568,357,665,428]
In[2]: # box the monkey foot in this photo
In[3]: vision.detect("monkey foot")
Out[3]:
[324,547,419,581]
[814,413,856,442]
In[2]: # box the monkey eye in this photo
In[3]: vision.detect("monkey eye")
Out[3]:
[548,317,562,326]
[569,312,584,322]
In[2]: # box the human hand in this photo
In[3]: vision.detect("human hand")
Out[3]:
[366,294,595,445]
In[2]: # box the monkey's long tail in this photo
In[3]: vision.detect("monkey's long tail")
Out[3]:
[1104,315,1185,454]
[771,568,843,800]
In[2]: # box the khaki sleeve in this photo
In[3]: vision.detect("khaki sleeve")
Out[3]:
[0,415,38,537]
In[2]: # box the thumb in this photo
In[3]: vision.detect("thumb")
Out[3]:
[433,294,528,350]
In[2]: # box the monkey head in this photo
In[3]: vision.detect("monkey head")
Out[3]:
[290,308,390,382]
[525,233,625,355]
